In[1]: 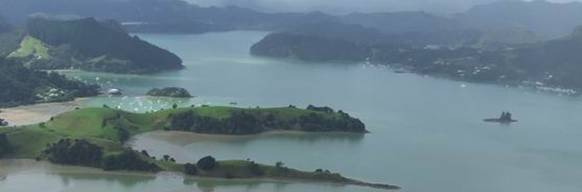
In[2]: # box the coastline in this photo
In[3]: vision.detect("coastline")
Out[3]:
[0,98,86,127]
[0,159,400,190]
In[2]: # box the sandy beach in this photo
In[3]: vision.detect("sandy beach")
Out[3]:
[0,99,84,127]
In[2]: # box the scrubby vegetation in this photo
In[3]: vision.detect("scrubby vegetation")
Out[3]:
[146,87,192,98]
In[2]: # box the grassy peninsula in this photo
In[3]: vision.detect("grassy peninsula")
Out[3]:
[0,106,398,190]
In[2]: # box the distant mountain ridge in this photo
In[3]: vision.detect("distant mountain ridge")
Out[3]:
[0,0,579,39]
[455,0,582,38]
[251,21,582,91]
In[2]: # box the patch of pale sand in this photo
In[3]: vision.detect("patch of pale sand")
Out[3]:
[0,99,85,127]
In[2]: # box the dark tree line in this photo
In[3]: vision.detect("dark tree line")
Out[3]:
[0,133,12,157]
[166,108,367,135]
[0,118,7,126]
[102,150,160,172]
[182,155,219,176]
[43,139,160,172]
[43,139,103,167]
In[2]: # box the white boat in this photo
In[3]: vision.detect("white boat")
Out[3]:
[107,88,122,96]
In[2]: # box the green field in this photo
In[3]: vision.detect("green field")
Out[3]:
[7,36,51,59]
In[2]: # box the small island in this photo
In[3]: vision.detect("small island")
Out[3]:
[484,112,517,123]
[0,105,398,190]
[146,87,192,98]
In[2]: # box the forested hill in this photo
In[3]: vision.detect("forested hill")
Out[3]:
[252,23,582,92]
[7,16,183,74]
[0,59,99,107]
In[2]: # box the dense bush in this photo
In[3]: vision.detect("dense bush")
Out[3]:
[0,118,7,126]
[167,108,367,135]
[0,133,12,157]
[25,17,183,74]
[0,59,99,107]
[184,163,198,175]
[43,139,103,167]
[306,105,334,113]
[197,156,217,171]
[102,150,160,172]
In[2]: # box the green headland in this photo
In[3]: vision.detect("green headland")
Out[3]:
[0,105,399,190]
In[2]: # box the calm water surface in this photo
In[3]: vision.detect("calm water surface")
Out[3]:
[2,31,582,192]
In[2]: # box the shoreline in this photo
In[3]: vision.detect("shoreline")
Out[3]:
[0,159,400,190]
[0,98,86,127]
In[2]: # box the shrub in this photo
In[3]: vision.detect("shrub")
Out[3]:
[102,150,160,172]
[197,156,217,171]
[43,139,103,167]
[184,163,198,175]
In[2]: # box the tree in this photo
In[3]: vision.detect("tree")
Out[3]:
[163,155,171,161]
[184,163,198,175]
[140,150,150,157]
[101,150,160,171]
[197,156,217,171]
[248,161,264,176]
[43,139,103,167]
[0,133,12,157]
[0,118,7,126]
[172,103,178,109]
[275,161,285,168]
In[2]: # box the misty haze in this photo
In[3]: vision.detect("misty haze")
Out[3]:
[1,0,582,192]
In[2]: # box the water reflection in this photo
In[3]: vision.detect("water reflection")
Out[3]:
[130,131,365,164]
[55,172,157,188]
[0,159,380,192]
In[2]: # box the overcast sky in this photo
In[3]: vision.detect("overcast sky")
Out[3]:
[187,0,581,14]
